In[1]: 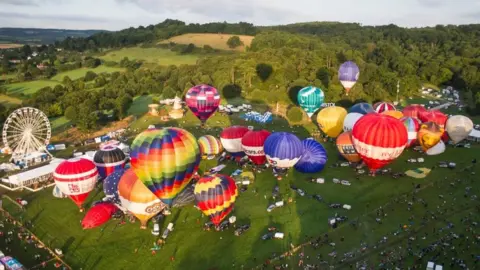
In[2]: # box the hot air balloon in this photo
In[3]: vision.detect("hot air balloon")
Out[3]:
[316,106,347,138]
[336,132,361,163]
[297,86,324,117]
[118,169,166,229]
[294,139,328,173]
[402,104,427,120]
[374,102,396,113]
[103,169,125,204]
[264,132,304,168]
[418,110,447,128]
[198,135,223,158]
[52,185,66,198]
[352,114,407,173]
[241,129,271,165]
[446,115,473,144]
[130,127,200,205]
[343,112,363,132]
[81,203,118,229]
[338,61,359,95]
[53,158,98,211]
[426,141,446,156]
[349,103,375,115]
[185,84,220,124]
[220,126,249,156]
[93,145,126,179]
[400,117,421,147]
[417,122,444,151]
[382,110,404,119]
[194,174,238,227]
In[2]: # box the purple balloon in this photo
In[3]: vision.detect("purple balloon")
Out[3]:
[338,61,360,82]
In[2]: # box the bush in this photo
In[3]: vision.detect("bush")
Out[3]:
[287,107,303,123]
[227,36,243,49]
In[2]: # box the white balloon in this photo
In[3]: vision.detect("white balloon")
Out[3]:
[343,113,363,132]
[446,115,473,144]
[426,140,445,156]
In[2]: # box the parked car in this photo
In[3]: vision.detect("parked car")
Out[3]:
[272,185,279,198]
[329,203,342,209]
[332,178,340,184]
[341,180,351,186]
[267,204,276,212]
[261,232,275,240]
[234,224,251,236]
[313,195,323,202]
[289,185,298,191]
[297,189,305,196]
[151,223,160,236]
[340,162,350,167]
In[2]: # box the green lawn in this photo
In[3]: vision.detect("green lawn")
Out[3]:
[50,116,72,133]
[0,73,16,80]
[5,80,60,97]
[99,47,199,66]
[51,66,125,81]
[127,95,160,117]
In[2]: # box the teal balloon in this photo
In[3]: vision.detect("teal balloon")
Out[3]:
[297,86,325,117]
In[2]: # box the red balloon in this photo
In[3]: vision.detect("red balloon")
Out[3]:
[352,114,407,172]
[220,126,250,156]
[418,110,447,128]
[185,84,220,123]
[373,102,396,113]
[53,158,98,210]
[241,130,271,165]
[402,105,427,120]
[81,203,118,229]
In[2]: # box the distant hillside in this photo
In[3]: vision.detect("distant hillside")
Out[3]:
[159,33,254,52]
[0,28,105,45]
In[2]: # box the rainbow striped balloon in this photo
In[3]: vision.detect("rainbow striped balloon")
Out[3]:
[130,127,201,205]
[198,135,223,156]
[194,174,238,226]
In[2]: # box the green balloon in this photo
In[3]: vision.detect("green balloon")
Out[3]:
[297,86,324,117]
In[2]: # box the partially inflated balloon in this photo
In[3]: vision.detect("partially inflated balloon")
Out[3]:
[82,203,117,229]
[446,115,473,144]
[418,110,447,129]
[352,114,407,172]
[198,135,223,157]
[426,141,446,156]
[417,122,444,151]
[401,117,421,148]
[338,61,359,95]
[297,86,324,117]
[382,110,403,119]
[130,128,200,205]
[103,169,125,204]
[118,169,165,229]
[349,103,375,115]
[194,174,238,226]
[294,139,328,173]
[343,112,363,132]
[317,106,347,138]
[264,132,304,168]
[185,84,220,123]
[336,132,361,163]
[402,104,427,120]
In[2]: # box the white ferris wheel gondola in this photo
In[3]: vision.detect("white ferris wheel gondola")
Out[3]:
[2,107,52,161]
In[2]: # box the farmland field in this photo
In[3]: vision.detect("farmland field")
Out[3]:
[99,47,199,66]
[51,66,125,81]
[159,33,254,52]
[5,80,60,97]
[0,43,23,49]
[0,94,22,107]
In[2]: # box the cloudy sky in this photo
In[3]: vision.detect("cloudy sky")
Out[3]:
[0,0,478,30]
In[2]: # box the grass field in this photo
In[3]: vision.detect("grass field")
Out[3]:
[51,66,125,81]
[5,80,60,97]
[99,47,199,66]
[0,43,23,49]
[1,99,479,269]
[159,33,254,52]
[0,94,23,107]
[50,116,72,133]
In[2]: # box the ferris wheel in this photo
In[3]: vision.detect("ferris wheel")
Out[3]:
[2,107,52,160]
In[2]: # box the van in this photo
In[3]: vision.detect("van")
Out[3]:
[343,204,352,210]
[151,223,160,236]
[274,232,284,239]
[332,178,340,184]
[275,201,284,207]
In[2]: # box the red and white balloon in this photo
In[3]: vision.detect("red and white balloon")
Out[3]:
[220,126,249,156]
[373,102,396,113]
[241,130,271,165]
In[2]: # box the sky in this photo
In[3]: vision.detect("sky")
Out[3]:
[0,0,479,30]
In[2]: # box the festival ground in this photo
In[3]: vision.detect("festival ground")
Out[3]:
[1,139,479,269]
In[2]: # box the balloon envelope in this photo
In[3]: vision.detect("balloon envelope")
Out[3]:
[336,132,362,163]
[198,135,223,156]
[103,169,125,204]
[294,139,328,173]
[297,86,324,117]
[374,102,396,113]
[446,115,473,144]
[401,117,421,147]
[382,110,403,119]
[93,145,126,179]
[81,203,117,229]
[130,127,200,204]
[53,158,98,209]
[349,103,375,115]
[343,112,363,132]
[317,106,347,138]
[352,114,407,171]
[426,141,446,156]
[118,169,166,228]
[402,104,427,120]
[220,126,249,156]
[417,122,444,151]
[418,110,447,128]
[338,61,359,95]
[264,132,304,168]
[185,84,220,123]
[194,174,238,226]
[241,130,271,165]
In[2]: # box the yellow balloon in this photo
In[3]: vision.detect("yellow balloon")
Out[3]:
[382,110,404,119]
[316,106,347,138]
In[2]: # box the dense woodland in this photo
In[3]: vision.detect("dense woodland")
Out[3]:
[1,20,480,131]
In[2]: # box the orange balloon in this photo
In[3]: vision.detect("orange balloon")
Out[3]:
[382,110,404,119]
[336,132,362,163]
[417,122,444,151]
